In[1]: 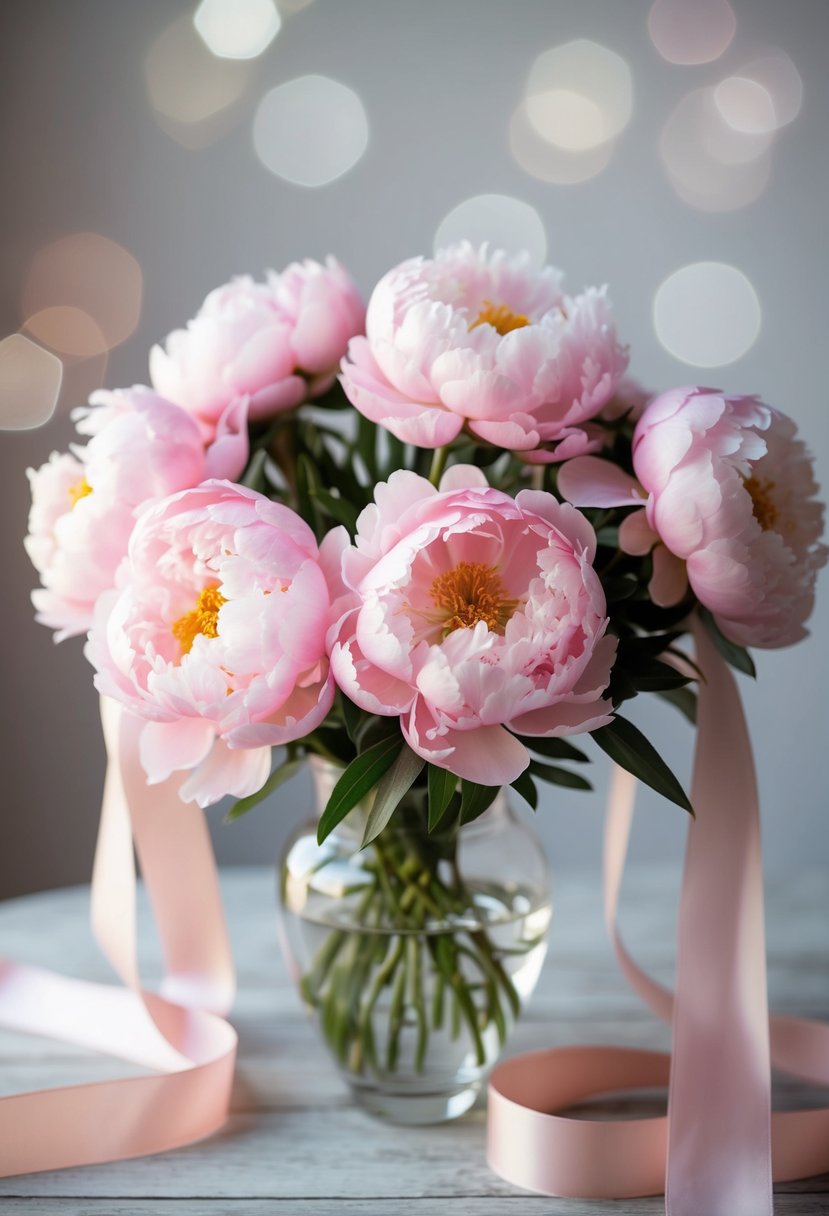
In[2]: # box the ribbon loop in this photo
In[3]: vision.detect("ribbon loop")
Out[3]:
[0,698,237,1178]
[488,624,829,1210]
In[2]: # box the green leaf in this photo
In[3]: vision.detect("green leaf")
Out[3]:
[361,747,425,847]
[382,433,406,478]
[459,780,500,826]
[239,447,268,492]
[629,658,693,693]
[341,696,363,744]
[295,453,319,530]
[224,756,305,822]
[591,716,693,815]
[656,686,697,725]
[595,525,620,548]
[602,573,639,602]
[317,733,404,844]
[618,630,684,659]
[699,608,756,678]
[513,734,589,764]
[427,764,458,831]
[310,486,359,532]
[356,412,378,482]
[510,769,538,810]
[358,715,404,753]
[528,760,593,791]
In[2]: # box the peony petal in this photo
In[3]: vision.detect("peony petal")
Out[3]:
[508,696,615,738]
[404,704,530,785]
[557,455,645,508]
[205,398,251,481]
[178,739,272,808]
[619,507,657,556]
[139,717,216,784]
[649,544,689,608]
[438,464,489,492]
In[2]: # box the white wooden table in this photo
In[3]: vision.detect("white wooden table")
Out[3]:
[1,866,827,1215]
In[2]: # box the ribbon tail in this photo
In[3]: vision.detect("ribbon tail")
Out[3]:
[666,623,772,1216]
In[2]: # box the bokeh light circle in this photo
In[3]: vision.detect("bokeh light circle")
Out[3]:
[654,262,761,367]
[648,0,736,65]
[716,52,803,135]
[660,88,772,212]
[526,40,633,151]
[194,0,280,60]
[22,233,143,353]
[433,194,548,267]
[509,104,614,184]
[23,307,108,359]
[252,75,369,186]
[0,335,63,430]
[145,14,253,147]
[714,77,777,135]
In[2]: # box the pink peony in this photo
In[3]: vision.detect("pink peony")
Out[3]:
[149,258,365,439]
[86,481,336,807]
[327,467,617,785]
[339,242,628,459]
[558,387,828,648]
[25,387,220,641]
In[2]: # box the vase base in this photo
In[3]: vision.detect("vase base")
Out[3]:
[350,1080,481,1125]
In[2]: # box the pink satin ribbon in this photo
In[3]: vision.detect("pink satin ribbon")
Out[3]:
[0,699,237,1177]
[488,621,829,1210]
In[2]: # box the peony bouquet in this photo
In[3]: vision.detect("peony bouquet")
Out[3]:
[26,242,826,1114]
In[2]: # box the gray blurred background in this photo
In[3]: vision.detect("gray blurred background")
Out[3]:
[1,0,827,900]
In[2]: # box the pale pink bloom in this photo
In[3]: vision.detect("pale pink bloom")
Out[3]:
[25,388,215,641]
[339,242,628,459]
[86,481,336,807]
[327,467,616,785]
[558,387,827,648]
[150,259,365,439]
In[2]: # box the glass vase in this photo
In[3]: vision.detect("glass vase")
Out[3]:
[277,758,552,1125]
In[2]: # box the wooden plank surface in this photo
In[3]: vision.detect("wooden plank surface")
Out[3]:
[1,867,827,1213]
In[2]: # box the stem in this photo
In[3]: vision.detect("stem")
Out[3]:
[428,445,450,487]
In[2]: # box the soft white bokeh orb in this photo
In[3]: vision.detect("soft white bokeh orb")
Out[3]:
[194,0,280,60]
[433,195,547,267]
[509,104,614,185]
[145,14,253,147]
[719,52,804,134]
[648,0,736,65]
[0,335,63,430]
[654,262,761,367]
[526,40,632,151]
[714,77,777,136]
[660,88,772,212]
[252,75,369,187]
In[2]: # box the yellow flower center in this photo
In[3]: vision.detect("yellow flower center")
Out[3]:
[68,477,93,508]
[744,475,779,532]
[172,586,227,656]
[468,300,531,336]
[429,562,520,636]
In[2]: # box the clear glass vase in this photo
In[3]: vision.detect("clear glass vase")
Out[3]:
[277,758,552,1125]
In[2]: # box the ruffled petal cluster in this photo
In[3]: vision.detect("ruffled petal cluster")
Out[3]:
[150,258,365,439]
[339,242,628,458]
[328,468,616,785]
[86,481,335,806]
[559,387,828,648]
[634,387,827,647]
[25,388,218,640]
